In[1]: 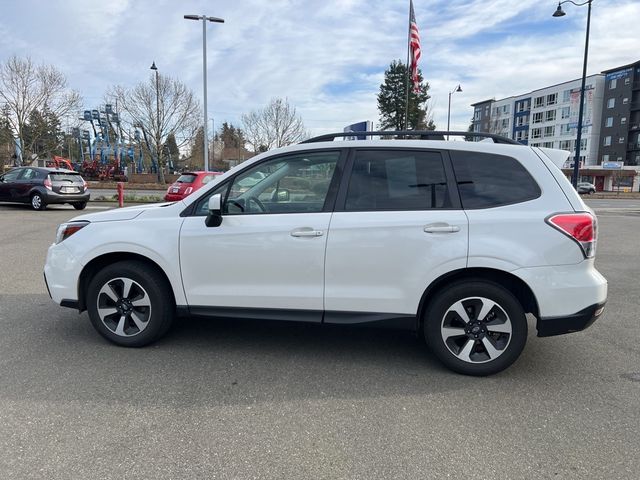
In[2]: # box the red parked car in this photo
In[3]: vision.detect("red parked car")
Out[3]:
[164,171,222,202]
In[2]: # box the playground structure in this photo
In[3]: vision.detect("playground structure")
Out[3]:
[72,104,174,181]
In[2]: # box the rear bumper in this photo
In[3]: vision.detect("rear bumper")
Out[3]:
[164,193,186,202]
[537,302,606,337]
[44,190,91,204]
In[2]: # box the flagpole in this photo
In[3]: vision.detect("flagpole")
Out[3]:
[404,1,411,132]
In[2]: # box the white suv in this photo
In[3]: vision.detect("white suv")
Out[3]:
[44,132,607,375]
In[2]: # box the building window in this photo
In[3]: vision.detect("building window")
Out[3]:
[546,110,556,122]
[619,137,625,143]
[559,140,572,150]
[544,126,555,137]
[502,105,510,114]
[607,98,615,108]
[560,124,572,135]
[546,93,557,105]
[562,90,571,103]
[534,96,544,108]
[610,78,617,89]
[561,107,570,119]
[532,112,543,124]
[623,98,629,105]
[531,128,542,139]
[543,141,554,148]
[602,154,609,163]
[606,117,613,127]
[603,136,612,146]
[621,117,627,125]
[624,78,631,85]
[581,139,587,150]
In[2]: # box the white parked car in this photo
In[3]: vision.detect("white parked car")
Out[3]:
[44,132,607,375]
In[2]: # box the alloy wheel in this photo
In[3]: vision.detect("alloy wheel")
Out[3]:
[440,296,512,364]
[96,277,152,337]
[32,195,42,209]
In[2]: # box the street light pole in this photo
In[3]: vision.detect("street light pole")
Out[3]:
[184,14,224,171]
[447,84,462,140]
[553,0,592,188]
[150,61,162,181]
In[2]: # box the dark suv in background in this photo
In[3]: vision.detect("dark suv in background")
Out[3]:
[0,167,90,210]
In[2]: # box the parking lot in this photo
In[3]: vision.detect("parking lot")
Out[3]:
[0,201,639,479]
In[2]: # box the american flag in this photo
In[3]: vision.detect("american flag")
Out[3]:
[409,0,421,93]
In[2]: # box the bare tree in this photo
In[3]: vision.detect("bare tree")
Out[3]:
[109,73,201,183]
[0,55,81,164]
[241,97,307,152]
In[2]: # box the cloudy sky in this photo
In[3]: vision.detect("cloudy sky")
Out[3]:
[0,0,638,138]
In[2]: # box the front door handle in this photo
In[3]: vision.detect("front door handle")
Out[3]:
[424,223,461,234]
[290,228,324,237]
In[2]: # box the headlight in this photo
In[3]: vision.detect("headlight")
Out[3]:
[55,221,90,244]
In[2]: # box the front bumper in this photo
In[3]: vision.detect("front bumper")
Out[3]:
[43,242,82,304]
[44,190,91,204]
[537,302,606,337]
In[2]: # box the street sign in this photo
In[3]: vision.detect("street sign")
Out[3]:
[343,121,373,140]
[603,161,623,169]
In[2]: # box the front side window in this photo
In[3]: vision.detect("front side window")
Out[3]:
[451,151,541,209]
[1,169,22,182]
[223,151,339,215]
[345,150,450,211]
[193,152,339,216]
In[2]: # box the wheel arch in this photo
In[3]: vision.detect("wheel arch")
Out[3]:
[416,267,540,330]
[77,252,176,312]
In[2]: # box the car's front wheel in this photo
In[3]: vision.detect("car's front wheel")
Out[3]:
[423,281,528,376]
[86,261,175,347]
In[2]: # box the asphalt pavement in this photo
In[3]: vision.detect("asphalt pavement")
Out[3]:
[0,200,639,479]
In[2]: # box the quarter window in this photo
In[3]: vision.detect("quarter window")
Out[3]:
[450,151,541,209]
[345,150,450,211]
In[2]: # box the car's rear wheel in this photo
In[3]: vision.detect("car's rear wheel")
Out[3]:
[86,261,174,347]
[73,202,87,210]
[423,280,527,376]
[31,192,46,211]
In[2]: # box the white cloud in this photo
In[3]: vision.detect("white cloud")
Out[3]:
[0,0,638,138]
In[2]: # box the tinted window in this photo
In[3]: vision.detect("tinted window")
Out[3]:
[345,150,450,211]
[177,174,197,184]
[450,150,540,209]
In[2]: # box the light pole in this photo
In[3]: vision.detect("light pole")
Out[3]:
[447,84,462,140]
[184,14,224,171]
[553,0,592,188]
[150,61,162,181]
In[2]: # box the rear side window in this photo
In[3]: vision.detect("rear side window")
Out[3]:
[450,150,540,209]
[345,150,450,211]
[177,174,197,184]
[49,173,82,182]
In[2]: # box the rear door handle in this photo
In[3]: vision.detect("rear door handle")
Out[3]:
[290,228,324,237]
[424,223,461,234]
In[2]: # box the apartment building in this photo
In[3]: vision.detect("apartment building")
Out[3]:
[598,60,640,168]
[471,74,605,166]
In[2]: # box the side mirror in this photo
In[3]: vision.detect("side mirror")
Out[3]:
[205,193,223,227]
[276,189,290,202]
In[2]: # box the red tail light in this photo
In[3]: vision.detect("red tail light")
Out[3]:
[44,176,52,190]
[546,212,596,258]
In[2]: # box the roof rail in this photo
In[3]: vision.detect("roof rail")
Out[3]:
[300,130,521,145]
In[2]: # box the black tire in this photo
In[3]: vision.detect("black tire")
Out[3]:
[423,280,527,376]
[86,261,175,347]
[30,192,46,210]
[73,202,87,210]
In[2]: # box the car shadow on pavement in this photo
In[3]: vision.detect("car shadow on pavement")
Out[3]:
[0,294,538,408]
